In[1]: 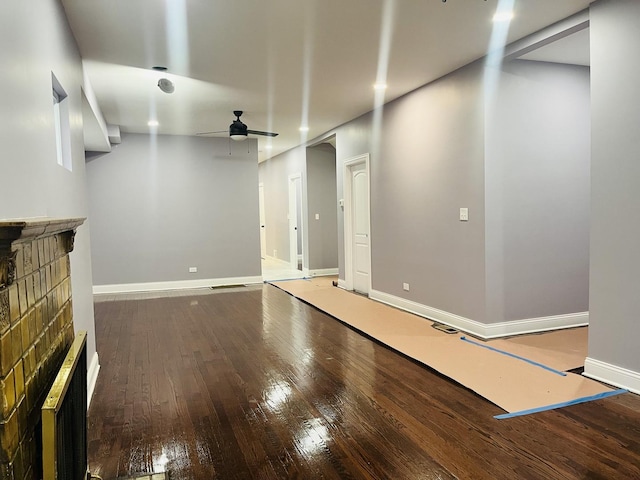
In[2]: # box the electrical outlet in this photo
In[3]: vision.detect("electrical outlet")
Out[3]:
[460,208,469,221]
[315,213,320,220]
[403,283,410,291]
[189,267,197,273]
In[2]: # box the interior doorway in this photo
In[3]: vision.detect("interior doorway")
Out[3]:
[343,154,371,294]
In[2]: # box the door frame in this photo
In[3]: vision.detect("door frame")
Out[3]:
[258,182,266,259]
[288,173,304,271]
[343,153,371,293]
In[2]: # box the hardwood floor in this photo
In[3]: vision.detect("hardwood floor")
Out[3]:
[88,285,640,479]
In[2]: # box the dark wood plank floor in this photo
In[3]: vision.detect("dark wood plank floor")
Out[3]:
[88,284,640,480]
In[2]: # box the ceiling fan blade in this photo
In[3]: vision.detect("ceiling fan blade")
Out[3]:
[246,129,279,137]
[196,130,228,136]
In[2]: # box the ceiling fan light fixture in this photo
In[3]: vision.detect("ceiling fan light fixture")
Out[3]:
[229,110,249,140]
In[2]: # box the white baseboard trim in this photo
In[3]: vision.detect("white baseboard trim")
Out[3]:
[483,312,589,339]
[87,351,100,407]
[584,357,640,395]
[369,289,588,339]
[93,275,264,294]
[308,268,339,277]
[369,289,488,337]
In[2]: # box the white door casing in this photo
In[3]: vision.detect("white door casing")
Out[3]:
[258,183,266,259]
[352,164,370,293]
[343,154,371,294]
[288,173,303,270]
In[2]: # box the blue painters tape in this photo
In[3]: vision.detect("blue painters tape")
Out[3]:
[460,336,567,376]
[269,277,311,283]
[494,389,628,419]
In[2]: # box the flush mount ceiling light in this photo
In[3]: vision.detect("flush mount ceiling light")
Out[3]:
[157,78,174,94]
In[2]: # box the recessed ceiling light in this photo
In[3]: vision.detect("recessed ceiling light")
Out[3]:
[493,11,514,22]
[147,120,159,127]
[373,83,387,90]
[152,66,168,71]
[299,126,309,132]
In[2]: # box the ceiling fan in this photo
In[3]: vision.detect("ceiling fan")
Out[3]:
[197,110,278,141]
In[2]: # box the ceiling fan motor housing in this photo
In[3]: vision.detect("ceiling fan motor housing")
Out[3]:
[230,119,248,137]
[230,110,248,139]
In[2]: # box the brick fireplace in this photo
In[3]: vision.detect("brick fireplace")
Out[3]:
[0,218,84,479]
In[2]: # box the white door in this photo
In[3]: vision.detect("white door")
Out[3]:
[258,183,266,259]
[352,163,370,294]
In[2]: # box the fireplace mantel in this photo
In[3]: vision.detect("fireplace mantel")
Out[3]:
[0,218,84,289]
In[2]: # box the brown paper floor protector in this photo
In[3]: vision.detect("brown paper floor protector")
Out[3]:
[490,327,588,372]
[271,279,621,417]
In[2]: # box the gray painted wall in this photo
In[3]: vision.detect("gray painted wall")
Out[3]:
[0,0,97,364]
[266,64,487,321]
[589,0,640,373]
[268,56,591,327]
[485,60,590,323]
[368,63,487,321]
[306,144,338,271]
[87,133,261,285]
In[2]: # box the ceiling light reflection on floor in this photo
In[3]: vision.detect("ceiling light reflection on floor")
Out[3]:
[153,451,169,473]
[264,380,293,410]
[295,418,331,455]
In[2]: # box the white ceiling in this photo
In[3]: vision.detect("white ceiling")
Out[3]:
[61,0,592,161]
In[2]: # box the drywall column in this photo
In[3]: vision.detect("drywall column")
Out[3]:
[306,144,338,272]
[484,60,591,325]
[586,0,640,393]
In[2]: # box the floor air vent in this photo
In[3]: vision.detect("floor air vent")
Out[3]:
[431,322,459,334]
